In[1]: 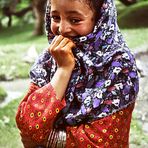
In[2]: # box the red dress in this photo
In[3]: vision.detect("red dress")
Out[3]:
[16,83,134,148]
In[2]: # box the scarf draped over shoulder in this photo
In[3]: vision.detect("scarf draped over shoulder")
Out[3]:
[30,0,139,127]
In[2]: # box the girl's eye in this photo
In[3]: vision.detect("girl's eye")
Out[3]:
[70,19,81,24]
[51,16,60,22]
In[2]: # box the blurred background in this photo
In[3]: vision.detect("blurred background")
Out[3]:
[0,0,148,147]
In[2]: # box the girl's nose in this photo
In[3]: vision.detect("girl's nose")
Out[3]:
[58,21,71,36]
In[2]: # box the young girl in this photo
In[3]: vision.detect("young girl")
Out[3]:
[16,0,139,147]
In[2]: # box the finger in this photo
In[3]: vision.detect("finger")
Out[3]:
[64,41,76,50]
[49,35,63,53]
[50,35,58,45]
[51,35,64,48]
[58,37,70,48]
[48,36,58,52]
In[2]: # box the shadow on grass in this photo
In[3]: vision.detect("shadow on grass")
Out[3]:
[0,23,45,43]
[118,1,148,28]
[0,24,33,36]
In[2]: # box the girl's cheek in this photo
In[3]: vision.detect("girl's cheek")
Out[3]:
[75,27,90,36]
[50,23,57,35]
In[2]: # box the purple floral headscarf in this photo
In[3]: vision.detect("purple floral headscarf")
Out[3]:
[30,0,139,127]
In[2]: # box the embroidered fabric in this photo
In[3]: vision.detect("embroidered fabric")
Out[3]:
[30,0,139,127]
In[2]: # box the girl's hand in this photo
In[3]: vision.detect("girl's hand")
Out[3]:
[48,35,76,71]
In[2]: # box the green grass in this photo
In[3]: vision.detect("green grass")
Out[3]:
[121,28,148,50]
[130,113,148,146]
[0,99,23,148]
[0,24,48,80]
[0,24,47,45]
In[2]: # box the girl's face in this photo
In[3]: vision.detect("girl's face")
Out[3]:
[50,0,96,38]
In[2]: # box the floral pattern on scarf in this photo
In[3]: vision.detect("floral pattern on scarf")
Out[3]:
[30,0,139,127]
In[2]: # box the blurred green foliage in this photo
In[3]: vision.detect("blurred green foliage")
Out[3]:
[0,0,11,8]
[0,86,7,102]
[118,1,148,28]
[0,0,30,8]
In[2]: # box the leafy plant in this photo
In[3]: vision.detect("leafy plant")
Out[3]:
[0,86,7,102]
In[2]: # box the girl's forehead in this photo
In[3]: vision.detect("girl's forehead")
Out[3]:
[50,0,89,5]
[50,0,92,12]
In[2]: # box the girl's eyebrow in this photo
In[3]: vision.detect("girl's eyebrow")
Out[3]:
[65,10,83,15]
[51,10,83,16]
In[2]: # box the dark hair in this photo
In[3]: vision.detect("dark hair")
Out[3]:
[85,0,104,21]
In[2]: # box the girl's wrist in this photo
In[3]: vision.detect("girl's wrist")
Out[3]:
[57,66,74,73]
[50,67,73,100]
